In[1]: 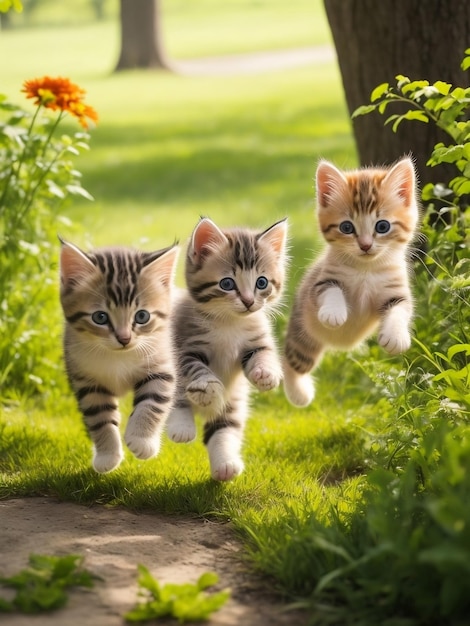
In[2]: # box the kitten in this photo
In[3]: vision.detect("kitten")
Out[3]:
[167,217,287,481]
[283,157,419,407]
[59,240,179,473]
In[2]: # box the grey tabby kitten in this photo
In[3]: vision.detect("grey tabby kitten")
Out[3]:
[167,217,287,481]
[59,240,179,473]
[283,157,419,407]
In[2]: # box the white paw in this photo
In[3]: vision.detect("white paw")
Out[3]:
[249,365,282,391]
[167,408,197,443]
[93,449,124,473]
[211,458,244,482]
[378,328,411,355]
[124,419,162,459]
[187,378,225,410]
[318,303,348,328]
[283,370,315,407]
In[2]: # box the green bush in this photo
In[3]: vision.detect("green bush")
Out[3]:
[0,77,96,400]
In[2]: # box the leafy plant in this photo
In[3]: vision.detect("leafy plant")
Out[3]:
[353,47,470,211]
[0,77,96,399]
[125,566,230,623]
[0,553,96,613]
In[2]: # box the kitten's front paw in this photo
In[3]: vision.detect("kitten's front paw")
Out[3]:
[186,378,225,412]
[318,303,348,328]
[93,449,124,474]
[167,407,197,443]
[124,419,162,460]
[211,458,244,482]
[378,328,411,355]
[249,365,282,391]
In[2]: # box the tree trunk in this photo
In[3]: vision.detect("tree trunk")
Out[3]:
[115,0,169,71]
[324,0,470,189]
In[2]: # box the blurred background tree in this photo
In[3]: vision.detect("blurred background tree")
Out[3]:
[324,0,470,189]
[115,0,169,70]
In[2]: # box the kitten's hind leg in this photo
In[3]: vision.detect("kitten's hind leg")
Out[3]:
[282,333,323,408]
[75,385,123,472]
[125,371,175,460]
[204,390,247,481]
[167,400,197,443]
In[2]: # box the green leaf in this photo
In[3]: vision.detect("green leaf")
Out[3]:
[401,79,429,95]
[461,55,470,71]
[402,110,429,124]
[65,184,94,201]
[351,104,377,119]
[395,74,410,89]
[197,572,219,591]
[370,82,389,102]
[0,554,95,615]
[125,568,230,623]
[135,564,161,599]
[433,80,452,96]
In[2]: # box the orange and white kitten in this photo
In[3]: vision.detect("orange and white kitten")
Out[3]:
[283,157,420,407]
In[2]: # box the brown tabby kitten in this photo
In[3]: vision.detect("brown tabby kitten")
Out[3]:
[59,240,179,473]
[167,217,287,481]
[283,157,419,407]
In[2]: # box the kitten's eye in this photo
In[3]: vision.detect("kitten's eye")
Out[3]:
[92,311,109,325]
[134,309,150,324]
[256,276,269,290]
[375,220,391,234]
[339,221,355,235]
[219,277,236,291]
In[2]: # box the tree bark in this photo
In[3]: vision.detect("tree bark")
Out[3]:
[115,0,169,71]
[324,0,470,188]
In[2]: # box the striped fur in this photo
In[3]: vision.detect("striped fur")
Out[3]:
[167,217,287,481]
[59,240,179,473]
[283,157,420,407]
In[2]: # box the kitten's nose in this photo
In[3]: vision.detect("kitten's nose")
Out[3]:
[116,333,131,346]
[358,236,373,252]
[241,295,255,310]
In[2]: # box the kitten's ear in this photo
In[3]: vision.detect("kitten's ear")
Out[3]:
[190,218,228,262]
[142,245,179,287]
[258,218,287,255]
[60,239,95,287]
[383,157,416,206]
[316,160,348,209]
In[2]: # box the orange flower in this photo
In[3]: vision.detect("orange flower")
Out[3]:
[22,76,98,128]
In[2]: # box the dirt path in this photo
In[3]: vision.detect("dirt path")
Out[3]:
[172,45,335,76]
[1,498,306,626]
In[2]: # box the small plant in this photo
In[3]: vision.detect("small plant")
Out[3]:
[0,76,97,399]
[353,47,470,211]
[0,553,96,613]
[125,566,230,623]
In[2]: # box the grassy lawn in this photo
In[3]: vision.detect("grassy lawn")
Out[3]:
[2,3,469,625]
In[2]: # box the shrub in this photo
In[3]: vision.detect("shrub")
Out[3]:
[0,77,97,400]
